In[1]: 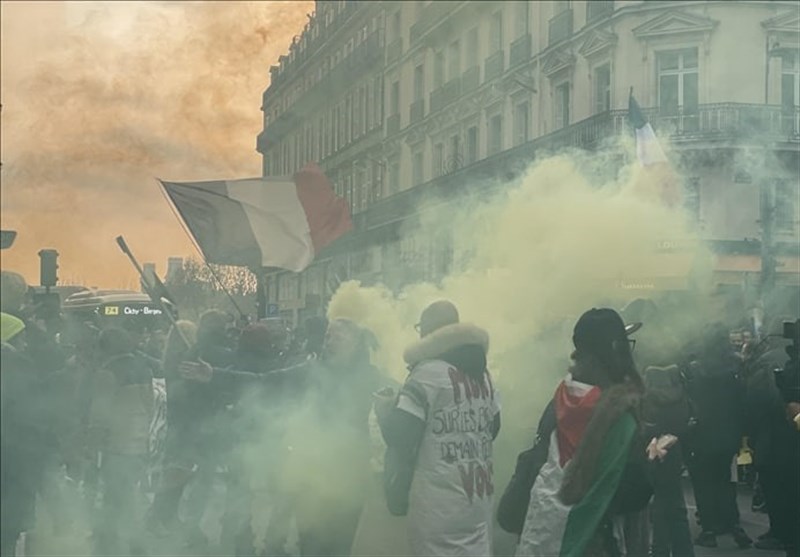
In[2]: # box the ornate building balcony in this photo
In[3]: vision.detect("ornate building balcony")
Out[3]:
[509,34,532,68]
[484,51,504,82]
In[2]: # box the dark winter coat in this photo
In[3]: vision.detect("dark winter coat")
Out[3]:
[89,352,155,456]
[686,352,745,456]
[1,341,50,533]
[165,340,235,437]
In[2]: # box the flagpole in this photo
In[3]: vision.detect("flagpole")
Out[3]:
[115,235,191,348]
[156,178,250,324]
[255,270,267,320]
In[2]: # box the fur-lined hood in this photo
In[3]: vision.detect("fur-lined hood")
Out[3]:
[559,377,643,505]
[404,323,489,368]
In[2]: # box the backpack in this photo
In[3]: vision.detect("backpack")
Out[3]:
[497,400,557,535]
[642,365,692,437]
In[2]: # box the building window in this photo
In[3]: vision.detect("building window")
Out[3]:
[361,86,368,135]
[346,174,354,214]
[490,11,503,53]
[347,95,353,144]
[448,41,461,82]
[657,48,698,116]
[413,151,425,185]
[554,82,570,129]
[358,170,368,212]
[390,11,401,42]
[390,80,400,115]
[414,0,424,21]
[513,101,530,145]
[433,142,444,177]
[353,90,361,139]
[466,125,478,163]
[466,27,479,68]
[366,83,373,130]
[389,160,400,194]
[414,64,425,101]
[434,51,445,89]
[374,76,382,126]
[514,1,529,38]
[450,134,461,168]
[488,114,503,155]
[782,52,800,110]
[775,179,796,232]
[333,107,339,151]
[318,117,324,160]
[684,177,701,223]
[594,63,611,114]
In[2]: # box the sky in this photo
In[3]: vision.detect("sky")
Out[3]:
[0,1,312,287]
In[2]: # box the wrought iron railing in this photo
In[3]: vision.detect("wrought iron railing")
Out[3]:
[316,103,800,260]
[442,77,461,105]
[484,51,504,82]
[586,1,614,24]
[386,113,401,135]
[430,87,445,114]
[409,1,460,44]
[462,66,480,94]
[510,34,532,67]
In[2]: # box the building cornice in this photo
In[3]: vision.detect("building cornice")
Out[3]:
[632,10,719,40]
[264,4,380,102]
[761,9,800,41]
[542,49,576,78]
[578,28,618,60]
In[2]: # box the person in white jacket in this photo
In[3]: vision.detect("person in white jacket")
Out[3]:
[377,300,501,557]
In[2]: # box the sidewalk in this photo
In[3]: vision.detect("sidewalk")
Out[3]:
[493,480,774,557]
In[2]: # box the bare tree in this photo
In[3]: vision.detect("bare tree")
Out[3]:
[166,258,257,322]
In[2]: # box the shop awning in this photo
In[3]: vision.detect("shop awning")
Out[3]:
[712,254,800,286]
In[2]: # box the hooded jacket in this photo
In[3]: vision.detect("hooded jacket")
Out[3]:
[383,323,500,557]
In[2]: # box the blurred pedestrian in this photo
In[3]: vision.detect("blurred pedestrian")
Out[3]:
[1,312,50,556]
[88,327,154,556]
[685,325,752,549]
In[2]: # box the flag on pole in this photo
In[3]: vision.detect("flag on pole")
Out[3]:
[160,163,352,272]
[628,90,681,207]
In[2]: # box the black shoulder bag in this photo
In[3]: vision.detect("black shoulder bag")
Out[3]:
[497,399,557,535]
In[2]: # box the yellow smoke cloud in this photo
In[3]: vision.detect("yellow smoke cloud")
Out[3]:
[330,153,708,381]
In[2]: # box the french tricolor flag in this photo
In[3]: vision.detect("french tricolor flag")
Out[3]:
[160,163,352,272]
[629,90,681,208]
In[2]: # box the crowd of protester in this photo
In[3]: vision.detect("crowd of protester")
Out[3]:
[1,267,798,557]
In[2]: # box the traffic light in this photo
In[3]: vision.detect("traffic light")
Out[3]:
[38,249,59,287]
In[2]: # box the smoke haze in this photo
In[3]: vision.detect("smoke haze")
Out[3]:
[325,146,720,520]
[1,1,312,287]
